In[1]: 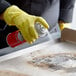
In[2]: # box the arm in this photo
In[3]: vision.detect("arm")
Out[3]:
[59,0,75,30]
[0,0,11,20]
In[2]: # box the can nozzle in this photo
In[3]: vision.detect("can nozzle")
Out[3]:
[35,22,48,37]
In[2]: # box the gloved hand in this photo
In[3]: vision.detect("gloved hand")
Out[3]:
[3,5,49,44]
[59,21,71,30]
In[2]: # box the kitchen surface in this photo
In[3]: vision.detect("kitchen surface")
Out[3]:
[0,42,76,76]
[0,2,76,76]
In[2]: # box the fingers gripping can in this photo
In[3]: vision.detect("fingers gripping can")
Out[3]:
[6,23,48,47]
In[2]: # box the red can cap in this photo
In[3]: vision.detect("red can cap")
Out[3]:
[6,30,26,47]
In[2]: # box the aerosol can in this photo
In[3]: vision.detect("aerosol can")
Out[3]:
[6,23,48,48]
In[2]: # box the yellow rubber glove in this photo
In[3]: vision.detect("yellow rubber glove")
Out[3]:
[59,21,71,30]
[3,5,49,44]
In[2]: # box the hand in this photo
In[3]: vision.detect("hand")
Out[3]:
[3,5,49,44]
[59,21,71,30]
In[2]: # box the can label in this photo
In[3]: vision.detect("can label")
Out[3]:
[6,30,26,47]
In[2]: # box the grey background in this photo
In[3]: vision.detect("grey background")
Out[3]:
[71,3,76,29]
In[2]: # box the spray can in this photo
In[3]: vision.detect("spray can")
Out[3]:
[6,23,48,47]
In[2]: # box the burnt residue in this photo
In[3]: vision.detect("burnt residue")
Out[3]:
[28,53,76,72]
[49,65,66,71]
